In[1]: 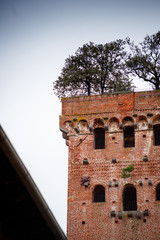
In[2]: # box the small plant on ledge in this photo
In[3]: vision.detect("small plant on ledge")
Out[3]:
[122,164,134,178]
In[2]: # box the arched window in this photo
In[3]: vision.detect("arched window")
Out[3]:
[93,185,105,202]
[123,126,135,148]
[123,185,137,211]
[156,183,160,201]
[123,117,135,148]
[94,128,105,149]
[153,124,160,146]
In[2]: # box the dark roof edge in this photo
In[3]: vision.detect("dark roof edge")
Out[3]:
[0,125,68,240]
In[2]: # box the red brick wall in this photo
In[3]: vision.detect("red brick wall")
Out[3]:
[60,90,160,240]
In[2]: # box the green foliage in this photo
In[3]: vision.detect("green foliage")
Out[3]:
[53,42,96,98]
[53,41,133,98]
[53,31,160,98]
[121,164,134,178]
[91,40,132,94]
[126,31,160,90]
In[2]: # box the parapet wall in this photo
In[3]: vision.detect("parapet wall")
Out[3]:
[61,91,160,116]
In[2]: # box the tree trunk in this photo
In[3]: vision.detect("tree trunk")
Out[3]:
[154,72,160,90]
[86,77,91,96]
[100,76,105,94]
[156,82,160,90]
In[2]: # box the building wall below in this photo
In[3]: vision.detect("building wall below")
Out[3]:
[60,91,160,240]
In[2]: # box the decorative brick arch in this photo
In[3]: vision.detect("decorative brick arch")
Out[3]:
[122,116,134,126]
[63,121,74,133]
[93,118,104,129]
[153,114,160,125]
[108,117,119,132]
[78,120,89,134]
[138,115,148,130]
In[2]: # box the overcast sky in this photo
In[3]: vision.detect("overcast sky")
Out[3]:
[0,0,160,233]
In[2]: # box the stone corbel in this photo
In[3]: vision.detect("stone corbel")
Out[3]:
[60,127,69,140]
[74,126,80,134]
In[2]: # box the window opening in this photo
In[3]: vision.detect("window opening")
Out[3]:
[123,126,135,148]
[93,185,105,202]
[123,185,137,211]
[153,124,160,146]
[94,128,105,149]
[156,183,160,201]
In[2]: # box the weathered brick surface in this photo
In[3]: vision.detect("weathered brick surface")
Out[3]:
[60,90,160,240]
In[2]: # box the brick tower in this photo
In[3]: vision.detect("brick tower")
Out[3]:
[59,90,160,240]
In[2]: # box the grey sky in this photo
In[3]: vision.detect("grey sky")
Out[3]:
[0,0,160,232]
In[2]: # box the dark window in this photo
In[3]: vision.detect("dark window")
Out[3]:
[123,185,137,211]
[93,185,105,202]
[94,128,105,149]
[153,124,160,146]
[156,183,160,201]
[123,126,135,148]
